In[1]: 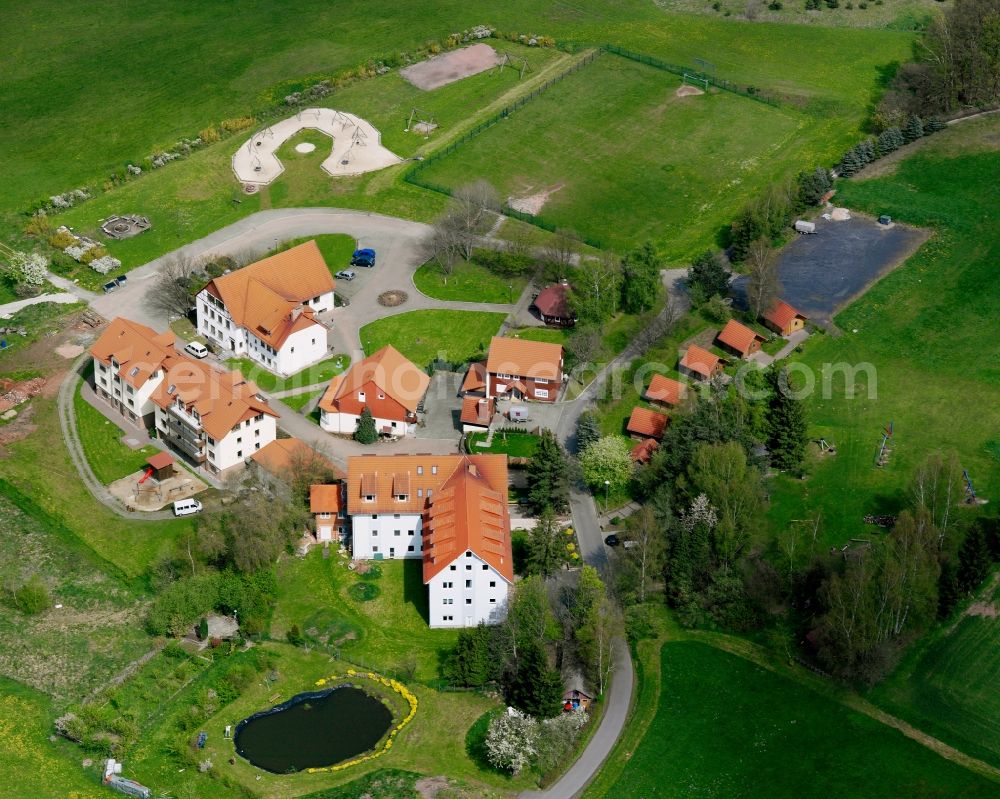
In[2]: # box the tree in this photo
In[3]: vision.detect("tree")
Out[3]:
[620,242,662,314]
[903,114,925,142]
[421,213,464,276]
[542,228,581,277]
[838,146,863,177]
[566,325,603,370]
[571,568,618,693]
[579,436,633,492]
[506,639,564,718]
[146,255,199,319]
[795,167,832,208]
[445,624,498,686]
[451,179,500,256]
[910,451,961,542]
[526,430,569,514]
[354,406,378,444]
[571,254,621,324]
[957,525,991,594]
[622,506,666,603]
[876,127,904,157]
[575,411,602,452]
[729,184,793,262]
[744,238,782,319]
[500,576,558,668]
[485,708,538,774]
[766,366,808,469]
[4,251,47,286]
[226,493,290,573]
[526,510,564,578]
[687,250,730,305]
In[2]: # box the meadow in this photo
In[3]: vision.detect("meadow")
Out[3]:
[413,259,529,303]
[596,639,999,798]
[767,115,1000,549]
[359,310,507,367]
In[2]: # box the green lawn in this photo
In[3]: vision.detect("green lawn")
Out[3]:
[870,578,1000,770]
[74,379,158,484]
[767,115,1000,550]
[0,679,106,799]
[600,640,1000,798]
[226,354,349,393]
[508,326,571,346]
[360,310,506,368]
[467,431,540,458]
[274,232,358,275]
[418,52,844,259]
[283,389,324,413]
[413,259,527,303]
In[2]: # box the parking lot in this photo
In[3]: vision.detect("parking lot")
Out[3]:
[731,214,929,324]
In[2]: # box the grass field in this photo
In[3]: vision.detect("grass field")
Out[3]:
[413,260,527,303]
[599,639,999,798]
[283,389,323,413]
[226,354,349,393]
[767,115,1000,549]
[275,233,358,274]
[655,0,942,30]
[73,380,159,484]
[870,577,1000,769]
[417,52,843,259]
[360,310,506,368]
[467,431,540,458]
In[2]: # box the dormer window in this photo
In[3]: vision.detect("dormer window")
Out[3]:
[378,392,384,399]
[167,384,176,394]
[431,465,438,475]
[358,391,366,402]
[417,466,423,475]
[364,494,375,502]
[396,494,408,502]
[129,366,140,377]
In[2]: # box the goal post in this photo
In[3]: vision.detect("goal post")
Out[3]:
[682,73,709,92]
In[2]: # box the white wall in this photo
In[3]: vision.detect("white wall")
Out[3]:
[351,512,423,560]
[93,357,164,422]
[197,291,244,353]
[307,289,335,314]
[209,413,277,472]
[427,552,510,628]
[273,322,327,376]
[320,410,415,437]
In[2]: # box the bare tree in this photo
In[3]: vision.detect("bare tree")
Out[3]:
[632,293,683,353]
[420,213,465,275]
[591,598,619,695]
[745,237,782,318]
[543,228,581,277]
[911,451,961,545]
[447,180,500,259]
[145,255,200,320]
[571,253,622,324]
[623,507,666,603]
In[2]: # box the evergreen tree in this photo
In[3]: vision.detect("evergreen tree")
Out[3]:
[620,242,662,314]
[957,526,991,594]
[766,366,808,469]
[858,139,876,164]
[687,249,730,303]
[795,167,832,208]
[838,147,863,177]
[937,559,960,619]
[925,117,947,134]
[876,129,899,157]
[525,509,563,578]
[354,406,378,444]
[526,430,569,514]
[445,624,496,686]
[506,640,563,718]
[903,115,925,142]
[576,411,601,452]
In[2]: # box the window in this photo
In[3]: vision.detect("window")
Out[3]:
[408,529,415,535]
[431,465,438,475]
[465,580,472,588]
[371,513,377,519]
[417,466,423,475]
[407,545,414,552]
[318,512,331,520]
[255,429,260,437]
[255,442,261,450]
[442,581,453,589]
[443,615,453,622]
[450,565,457,572]
[358,391,366,402]
[489,581,496,588]
[466,565,472,571]
[311,338,316,345]
[378,392,385,400]
[236,450,242,458]
[443,598,454,605]
[466,550,472,558]
[535,388,549,399]
[394,530,401,537]
[373,530,379,536]
[490,598,497,604]
[497,372,512,380]
[535,378,549,385]
[290,347,295,353]
[373,546,379,553]
[427,489,433,498]
[482,564,488,570]
[236,437,242,444]
[495,384,507,393]
[465,598,472,605]
[417,488,423,498]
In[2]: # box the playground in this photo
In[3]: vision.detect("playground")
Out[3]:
[231,108,402,186]
[106,451,207,512]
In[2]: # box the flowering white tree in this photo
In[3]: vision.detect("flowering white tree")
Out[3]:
[579,435,634,492]
[485,708,539,774]
[681,493,718,533]
[6,251,48,286]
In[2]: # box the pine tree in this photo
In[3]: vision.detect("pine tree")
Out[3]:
[445,624,495,686]
[838,147,862,177]
[876,129,899,158]
[687,250,731,302]
[858,139,876,164]
[925,117,947,134]
[957,526,991,594]
[796,167,833,207]
[576,411,602,452]
[526,429,569,514]
[889,126,905,149]
[354,406,378,444]
[903,115,924,142]
[525,509,563,578]
[937,559,960,619]
[506,640,563,719]
[766,366,808,469]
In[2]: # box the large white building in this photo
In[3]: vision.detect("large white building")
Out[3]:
[90,317,278,475]
[346,454,512,628]
[318,345,429,438]
[196,240,336,377]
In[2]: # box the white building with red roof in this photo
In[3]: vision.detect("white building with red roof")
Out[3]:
[196,240,335,376]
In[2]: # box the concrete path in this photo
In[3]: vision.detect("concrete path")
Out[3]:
[750,328,809,368]
[0,291,80,318]
[520,636,634,799]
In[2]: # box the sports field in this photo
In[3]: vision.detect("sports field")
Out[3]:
[417,53,831,259]
[599,640,999,798]
[766,115,1000,549]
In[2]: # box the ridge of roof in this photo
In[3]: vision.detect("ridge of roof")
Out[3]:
[485,336,562,379]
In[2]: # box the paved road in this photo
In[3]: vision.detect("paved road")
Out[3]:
[0,291,80,317]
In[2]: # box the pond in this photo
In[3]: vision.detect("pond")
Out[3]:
[234,686,393,774]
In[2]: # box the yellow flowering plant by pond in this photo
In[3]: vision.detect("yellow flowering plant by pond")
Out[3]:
[305,669,418,774]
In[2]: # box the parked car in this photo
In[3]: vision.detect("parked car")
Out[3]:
[351,248,376,267]
[173,499,203,517]
[184,341,209,359]
[604,533,620,547]
[335,269,356,281]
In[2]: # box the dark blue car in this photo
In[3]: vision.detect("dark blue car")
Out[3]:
[351,248,376,267]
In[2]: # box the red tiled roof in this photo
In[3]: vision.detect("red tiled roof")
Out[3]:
[764,300,806,330]
[461,396,495,427]
[461,362,486,394]
[317,346,429,421]
[146,451,175,470]
[644,375,686,406]
[310,483,344,514]
[533,283,574,319]
[90,317,176,390]
[251,438,343,479]
[630,438,659,464]
[423,462,513,584]
[627,407,669,440]
[486,337,562,381]
[716,320,764,357]
[680,345,721,378]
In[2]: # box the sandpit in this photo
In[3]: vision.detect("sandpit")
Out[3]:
[507,184,564,215]
[231,108,402,186]
[295,142,317,154]
[830,207,852,221]
[676,84,704,97]
[401,44,502,90]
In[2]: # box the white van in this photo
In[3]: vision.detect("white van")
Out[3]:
[173,499,203,517]
[184,341,209,359]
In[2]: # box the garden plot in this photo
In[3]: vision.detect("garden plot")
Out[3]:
[417,52,813,259]
[400,43,502,90]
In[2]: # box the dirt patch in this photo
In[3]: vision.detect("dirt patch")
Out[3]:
[377,290,408,307]
[508,183,564,215]
[54,343,84,359]
[415,776,451,798]
[967,602,998,618]
[401,44,502,90]
[0,377,46,413]
[676,84,704,97]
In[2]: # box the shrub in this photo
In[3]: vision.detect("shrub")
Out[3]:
[80,246,108,265]
[703,294,732,323]
[197,617,209,640]
[8,575,52,615]
[348,581,381,602]
[286,624,305,646]
[200,126,221,143]
[825,0,839,7]
[23,214,51,237]
[48,229,77,249]
[220,117,255,133]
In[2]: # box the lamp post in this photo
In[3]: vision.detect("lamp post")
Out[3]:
[604,479,610,513]
[508,284,513,304]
